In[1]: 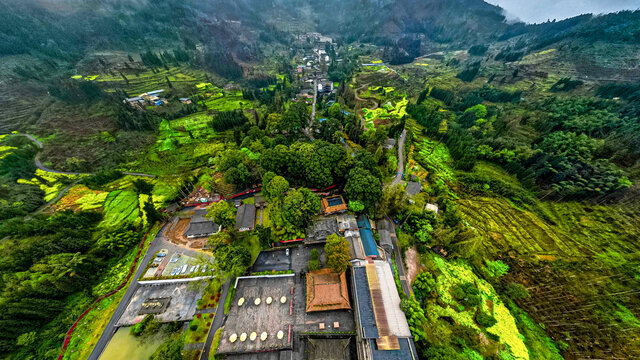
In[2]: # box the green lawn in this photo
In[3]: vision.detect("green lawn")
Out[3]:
[224,286,236,315]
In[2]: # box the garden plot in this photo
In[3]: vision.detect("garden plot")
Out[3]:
[361,97,408,130]
[52,185,108,211]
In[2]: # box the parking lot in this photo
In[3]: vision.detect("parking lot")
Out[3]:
[143,250,212,279]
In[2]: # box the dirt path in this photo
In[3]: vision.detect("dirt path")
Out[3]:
[405,247,423,284]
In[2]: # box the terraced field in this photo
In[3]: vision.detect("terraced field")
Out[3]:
[0,84,47,132]
[94,67,209,95]
[457,196,640,359]
[458,197,595,259]
[539,202,640,254]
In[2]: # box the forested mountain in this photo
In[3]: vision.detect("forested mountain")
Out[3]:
[2,0,640,65]
[1,2,640,359]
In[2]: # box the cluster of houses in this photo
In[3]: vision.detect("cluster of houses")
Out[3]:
[124,89,167,108]
[214,192,418,359]
[147,172,449,360]
[168,181,431,359]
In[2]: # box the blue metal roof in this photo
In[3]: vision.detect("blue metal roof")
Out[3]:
[353,266,378,339]
[357,216,379,257]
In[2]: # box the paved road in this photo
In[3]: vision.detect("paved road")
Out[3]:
[88,222,202,360]
[386,216,412,297]
[392,129,407,185]
[199,280,230,360]
[306,79,318,140]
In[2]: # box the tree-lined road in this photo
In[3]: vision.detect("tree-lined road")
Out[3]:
[392,129,407,185]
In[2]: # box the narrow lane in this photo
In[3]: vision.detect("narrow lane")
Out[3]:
[199,281,231,360]
[387,216,412,297]
[307,79,318,140]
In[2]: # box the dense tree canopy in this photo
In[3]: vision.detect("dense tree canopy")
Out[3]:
[324,234,350,274]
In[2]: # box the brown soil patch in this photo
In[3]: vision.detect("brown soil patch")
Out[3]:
[168,218,190,245]
[167,217,208,249]
[534,254,556,261]
[405,247,424,284]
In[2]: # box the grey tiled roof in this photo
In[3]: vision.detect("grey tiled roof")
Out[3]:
[184,222,220,237]
[405,182,421,196]
[235,204,256,230]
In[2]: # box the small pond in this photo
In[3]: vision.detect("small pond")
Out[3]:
[99,327,166,360]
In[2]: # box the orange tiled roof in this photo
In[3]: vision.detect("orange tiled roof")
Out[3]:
[321,196,348,214]
[306,269,351,312]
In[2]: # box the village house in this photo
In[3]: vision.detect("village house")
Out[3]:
[235,203,256,232]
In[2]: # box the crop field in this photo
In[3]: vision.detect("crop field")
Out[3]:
[538,202,640,254]
[414,139,456,185]
[503,254,640,360]
[53,185,108,211]
[404,118,424,138]
[456,194,640,359]
[404,145,429,182]
[361,97,408,130]
[202,91,254,112]
[170,112,214,139]
[414,254,563,360]
[100,190,140,228]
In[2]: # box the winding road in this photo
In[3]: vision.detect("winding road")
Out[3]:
[14,133,156,212]
[17,133,155,177]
